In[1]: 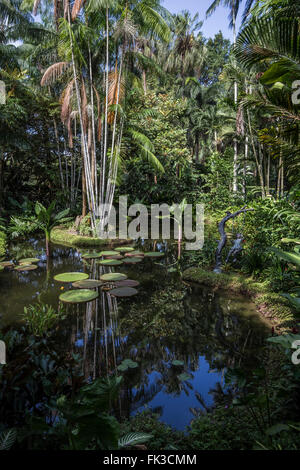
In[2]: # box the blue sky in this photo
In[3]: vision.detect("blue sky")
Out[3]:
[163,0,245,41]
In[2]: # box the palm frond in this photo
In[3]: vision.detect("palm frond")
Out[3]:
[0,429,17,450]
[118,432,152,449]
[41,62,70,86]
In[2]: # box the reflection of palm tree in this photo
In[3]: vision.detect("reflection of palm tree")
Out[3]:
[65,268,269,421]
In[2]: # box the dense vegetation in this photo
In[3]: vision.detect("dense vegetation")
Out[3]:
[0,0,300,451]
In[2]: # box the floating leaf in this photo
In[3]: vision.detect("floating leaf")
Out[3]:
[72,279,103,289]
[99,259,123,266]
[59,289,98,304]
[15,265,37,271]
[110,287,138,297]
[99,250,119,257]
[54,272,89,283]
[81,252,102,259]
[106,254,123,260]
[172,360,184,367]
[100,273,127,282]
[125,251,144,257]
[144,252,165,258]
[115,246,135,253]
[123,257,143,264]
[117,358,138,371]
[18,258,40,264]
[113,280,140,288]
[0,261,14,267]
[177,372,193,382]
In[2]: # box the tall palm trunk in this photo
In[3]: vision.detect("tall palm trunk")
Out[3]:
[233,6,238,194]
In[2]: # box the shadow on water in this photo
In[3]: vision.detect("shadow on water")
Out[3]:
[0,238,270,430]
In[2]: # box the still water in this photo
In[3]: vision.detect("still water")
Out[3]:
[0,238,270,430]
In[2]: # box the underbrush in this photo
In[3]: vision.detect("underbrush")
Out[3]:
[0,231,6,257]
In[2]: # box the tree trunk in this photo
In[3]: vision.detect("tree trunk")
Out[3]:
[232,9,238,194]
[82,162,87,217]
[142,70,147,95]
[45,231,51,258]
[0,157,4,211]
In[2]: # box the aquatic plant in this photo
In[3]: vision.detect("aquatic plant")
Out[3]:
[22,303,64,336]
[59,289,98,304]
[110,287,138,297]
[100,273,127,282]
[72,279,103,289]
[32,202,72,257]
[54,272,89,283]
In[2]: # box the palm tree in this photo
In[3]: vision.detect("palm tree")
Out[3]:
[164,11,206,90]
[235,0,300,193]
[206,0,256,193]
[33,201,71,257]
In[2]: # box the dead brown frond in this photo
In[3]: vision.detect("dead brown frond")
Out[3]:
[107,63,125,125]
[71,0,85,21]
[60,79,75,124]
[41,62,70,86]
[33,0,41,16]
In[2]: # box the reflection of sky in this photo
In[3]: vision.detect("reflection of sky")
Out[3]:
[133,356,224,431]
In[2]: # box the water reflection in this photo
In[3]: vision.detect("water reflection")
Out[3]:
[0,239,270,430]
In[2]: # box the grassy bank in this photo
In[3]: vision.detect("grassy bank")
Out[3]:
[50,226,132,249]
[0,231,6,257]
[182,267,295,330]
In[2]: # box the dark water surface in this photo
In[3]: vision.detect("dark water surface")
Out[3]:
[0,238,270,430]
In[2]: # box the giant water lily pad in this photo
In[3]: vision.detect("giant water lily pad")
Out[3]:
[100,272,127,282]
[54,272,89,283]
[0,261,14,267]
[117,358,138,372]
[115,246,135,253]
[15,264,37,271]
[18,258,40,264]
[81,252,102,259]
[172,360,184,367]
[177,372,193,382]
[99,259,123,266]
[110,287,138,297]
[99,250,119,257]
[144,252,165,258]
[72,279,103,289]
[125,251,144,257]
[123,257,143,264]
[59,289,98,304]
[113,279,140,288]
[106,254,123,260]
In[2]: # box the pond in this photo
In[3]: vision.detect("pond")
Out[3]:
[0,238,270,430]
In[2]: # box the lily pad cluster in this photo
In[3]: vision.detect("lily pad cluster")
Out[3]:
[117,358,138,372]
[54,246,165,304]
[59,289,98,304]
[1,257,41,272]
